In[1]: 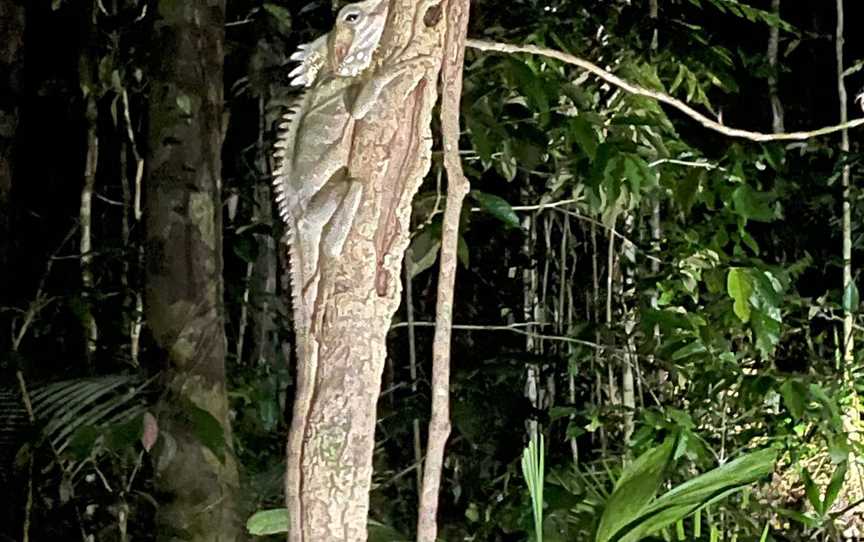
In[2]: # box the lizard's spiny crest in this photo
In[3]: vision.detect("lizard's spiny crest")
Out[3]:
[288,34,327,88]
[286,0,388,87]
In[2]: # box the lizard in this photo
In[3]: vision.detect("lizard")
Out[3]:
[271,0,436,537]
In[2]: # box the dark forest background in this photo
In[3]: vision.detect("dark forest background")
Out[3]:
[2,0,864,540]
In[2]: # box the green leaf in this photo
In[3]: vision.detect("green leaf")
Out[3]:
[565,422,586,440]
[182,400,226,462]
[569,117,598,161]
[457,234,470,268]
[621,154,658,194]
[408,227,441,278]
[675,169,703,215]
[829,435,851,463]
[752,310,781,357]
[726,268,753,323]
[775,507,820,528]
[67,425,101,461]
[498,140,518,182]
[246,509,289,536]
[106,415,144,452]
[731,185,775,222]
[614,448,776,542]
[506,58,549,115]
[522,434,545,542]
[368,520,410,542]
[750,270,782,310]
[262,3,292,28]
[671,339,707,361]
[471,191,520,229]
[467,115,495,163]
[823,461,848,513]
[843,281,859,313]
[511,126,546,171]
[595,436,677,542]
[779,380,807,420]
[801,468,823,515]
[549,406,578,422]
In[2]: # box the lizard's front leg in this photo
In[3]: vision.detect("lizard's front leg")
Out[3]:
[350,56,438,120]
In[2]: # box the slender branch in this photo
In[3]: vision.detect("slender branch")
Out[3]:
[416,0,470,539]
[836,0,853,369]
[842,59,864,79]
[835,0,864,507]
[648,158,724,170]
[121,89,145,367]
[767,0,785,133]
[465,39,864,142]
[11,225,78,351]
[649,0,659,50]
[16,370,35,542]
[79,3,100,368]
[404,249,424,493]
[501,197,580,212]
[605,226,618,407]
[391,320,619,352]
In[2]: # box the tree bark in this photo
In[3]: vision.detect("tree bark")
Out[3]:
[834,0,864,518]
[144,1,239,540]
[767,0,785,133]
[0,0,25,320]
[284,1,446,539]
[249,96,278,367]
[416,0,470,539]
[78,0,99,369]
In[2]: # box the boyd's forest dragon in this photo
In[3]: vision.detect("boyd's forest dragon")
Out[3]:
[272,0,428,533]
[273,0,390,340]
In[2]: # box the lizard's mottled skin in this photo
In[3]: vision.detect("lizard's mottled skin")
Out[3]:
[271,0,394,537]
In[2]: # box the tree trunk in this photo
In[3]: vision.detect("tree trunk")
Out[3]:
[144,1,239,540]
[285,1,445,539]
[78,0,99,369]
[0,0,25,320]
[249,96,278,367]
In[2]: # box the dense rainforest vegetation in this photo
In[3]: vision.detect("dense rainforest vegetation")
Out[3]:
[2,0,864,540]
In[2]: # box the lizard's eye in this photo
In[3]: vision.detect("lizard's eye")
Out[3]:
[344,12,360,23]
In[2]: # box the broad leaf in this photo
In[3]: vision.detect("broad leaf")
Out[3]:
[801,468,822,515]
[368,520,409,542]
[731,185,775,222]
[613,448,776,542]
[471,191,520,229]
[779,380,807,420]
[823,461,848,513]
[570,116,599,161]
[726,268,753,323]
[408,226,441,278]
[595,436,677,542]
[182,400,226,463]
[246,508,289,536]
[751,309,781,357]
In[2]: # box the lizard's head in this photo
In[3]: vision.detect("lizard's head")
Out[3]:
[330,0,389,77]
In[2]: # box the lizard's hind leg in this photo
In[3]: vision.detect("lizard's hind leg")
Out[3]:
[320,179,363,259]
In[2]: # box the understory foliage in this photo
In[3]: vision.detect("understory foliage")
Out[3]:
[2,0,864,541]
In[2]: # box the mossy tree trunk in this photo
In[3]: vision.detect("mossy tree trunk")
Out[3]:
[144,1,239,540]
[0,0,25,321]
